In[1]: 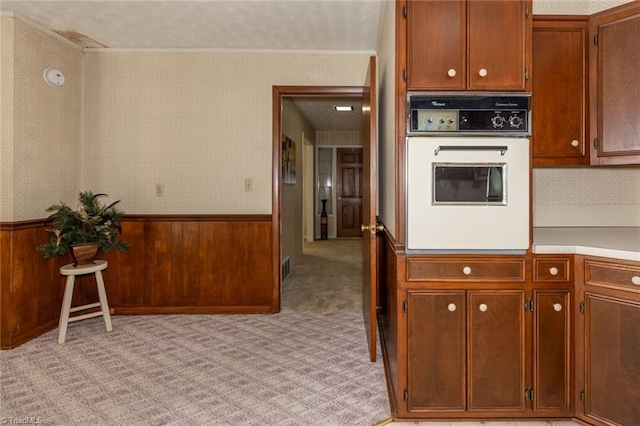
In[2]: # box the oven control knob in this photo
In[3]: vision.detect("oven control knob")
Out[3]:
[425,117,433,126]
[439,118,446,125]
[491,115,506,128]
[509,115,523,128]
[448,118,455,125]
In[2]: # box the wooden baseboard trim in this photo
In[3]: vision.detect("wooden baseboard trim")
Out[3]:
[1,319,58,350]
[112,306,274,315]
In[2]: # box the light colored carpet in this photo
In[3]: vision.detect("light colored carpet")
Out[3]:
[282,239,363,312]
[1,312,390,425]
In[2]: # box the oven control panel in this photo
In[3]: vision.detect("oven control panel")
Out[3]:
[408,93,531,136]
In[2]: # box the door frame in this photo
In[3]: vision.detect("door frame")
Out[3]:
[271,86,365,313]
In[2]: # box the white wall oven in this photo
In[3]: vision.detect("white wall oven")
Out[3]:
[406,93,531,254]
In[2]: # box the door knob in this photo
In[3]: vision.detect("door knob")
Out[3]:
[361,224,385,232]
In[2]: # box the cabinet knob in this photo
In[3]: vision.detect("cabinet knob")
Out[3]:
[549,267,559,276]
[479,303,488,312]
[571,139,580,147]
[447,68,457,78]
[632,276,640,286]
[478,68,488,77]
[447,303,457,312]
[553,303,563,312]
[462,266,472,275]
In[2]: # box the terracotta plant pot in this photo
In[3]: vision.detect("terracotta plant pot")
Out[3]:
[70,243,98,266]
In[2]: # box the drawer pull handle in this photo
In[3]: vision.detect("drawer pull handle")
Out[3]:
[463,266,472,275]
[447,303,457,312]
[479,303,488,312]
[447,68,457,78]
[549,267,559,276]
[478,68,488,77]
[553,303,563,312]
[632,276,640,286]
[571,139,579,147]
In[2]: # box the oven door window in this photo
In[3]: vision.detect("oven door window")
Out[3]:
[433,163,506,205]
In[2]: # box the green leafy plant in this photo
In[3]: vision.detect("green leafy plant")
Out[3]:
[38,191,129,258]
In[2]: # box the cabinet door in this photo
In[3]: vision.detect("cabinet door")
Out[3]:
[585,293,640,425]
[591,5,640,165]
[468,291,526,411]
[532,17,588,166]
[407,291,466,412]
[467,0,529,91]
[407,0,466,90]
[534,291,571,414]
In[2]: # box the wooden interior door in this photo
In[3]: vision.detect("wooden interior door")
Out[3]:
[362,56,378,362]
[336,148,363,238]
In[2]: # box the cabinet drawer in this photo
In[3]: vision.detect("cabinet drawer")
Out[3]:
[407,258,526,282]
[533,257,571,283]
[585,260,640,293]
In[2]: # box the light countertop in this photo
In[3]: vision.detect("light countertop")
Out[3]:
[533,227,640,262]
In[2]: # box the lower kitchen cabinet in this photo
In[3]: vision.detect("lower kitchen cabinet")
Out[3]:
[405,290,526,415]
[578,257,640,426]
[407,291,466,412]
[533,290,571,414]
[583,293,640,425]
[387,251,640,424]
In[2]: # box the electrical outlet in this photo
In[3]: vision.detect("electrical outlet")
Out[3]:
[244,178,253,192]
[156,183,165,197]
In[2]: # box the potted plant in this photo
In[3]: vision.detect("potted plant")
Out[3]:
[38,191,129,265]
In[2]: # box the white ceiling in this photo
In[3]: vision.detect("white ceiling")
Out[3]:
[292,97,364,131]
[2,0,381,131]
[1,0,385,50]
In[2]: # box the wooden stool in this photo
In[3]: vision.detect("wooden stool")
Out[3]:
[58,260,112,344]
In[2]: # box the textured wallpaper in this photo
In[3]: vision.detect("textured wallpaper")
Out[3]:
[0,18,15,221]
[534,168,640,206]
[533,0,634,14]
[533,168,640,227]
[82,52,370,215]
[3,17,83,222]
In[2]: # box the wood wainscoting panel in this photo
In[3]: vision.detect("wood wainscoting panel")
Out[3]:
[1,226,13,348]
[0,222,71,349]
[136,218,273,309]
[1,215,274,349]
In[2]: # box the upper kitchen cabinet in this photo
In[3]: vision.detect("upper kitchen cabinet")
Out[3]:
[589,2,640,165]
[406,0,532,92]
[532,16,589,166]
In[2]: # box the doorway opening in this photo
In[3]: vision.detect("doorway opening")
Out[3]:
[272,86,366,313]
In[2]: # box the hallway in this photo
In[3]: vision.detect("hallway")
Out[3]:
[282,239,363,313]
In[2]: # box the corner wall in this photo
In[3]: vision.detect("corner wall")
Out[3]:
[0,17,83,222]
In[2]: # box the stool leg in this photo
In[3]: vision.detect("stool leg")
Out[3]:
[95,270,113,333]
[58,275,75,344]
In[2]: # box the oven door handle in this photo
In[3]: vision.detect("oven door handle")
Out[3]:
[434,145,508,156]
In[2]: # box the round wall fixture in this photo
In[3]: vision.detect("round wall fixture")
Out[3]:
[43,68,65,87]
